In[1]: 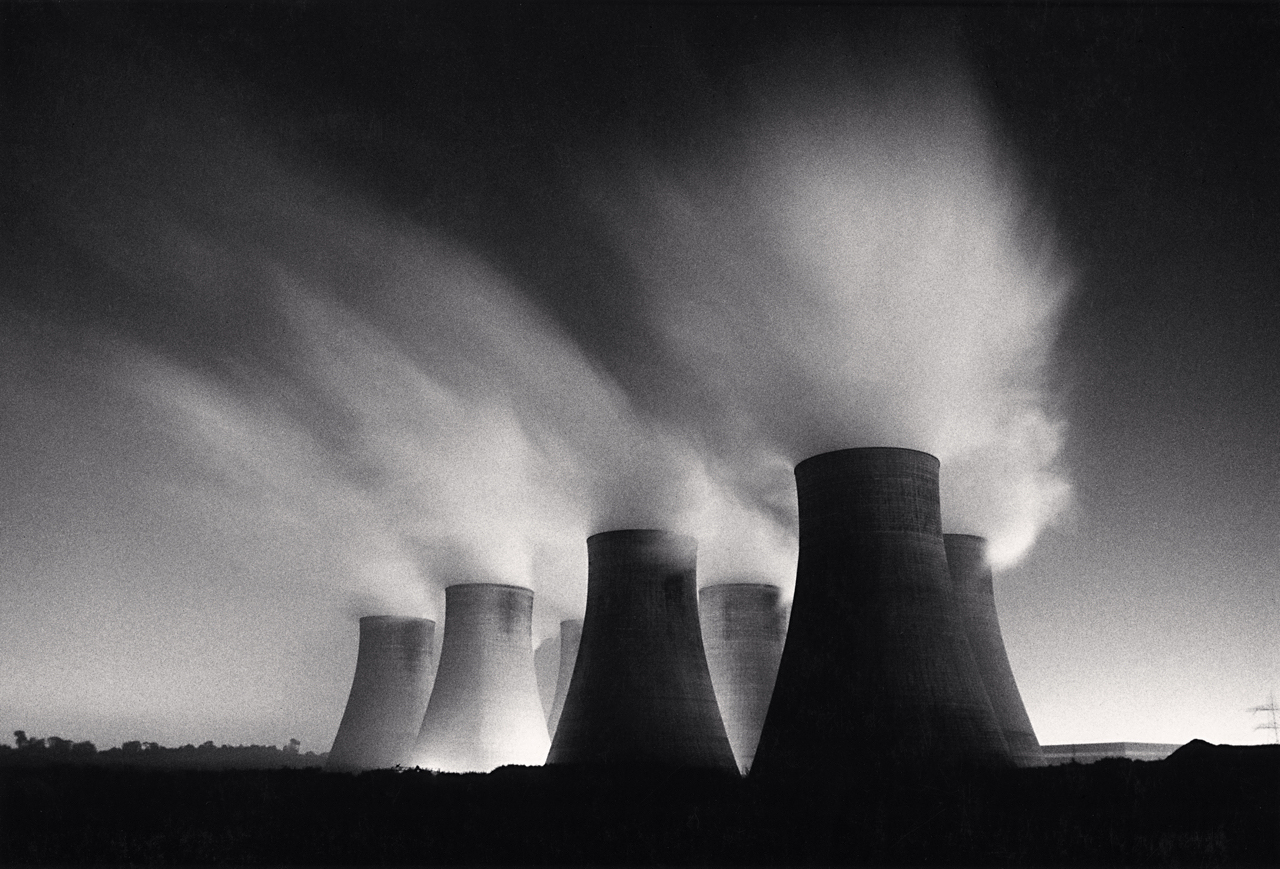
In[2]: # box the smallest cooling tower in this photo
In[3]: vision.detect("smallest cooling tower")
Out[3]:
[412,583,550,773]
[548,530,737,772]
[546,619,583,740]
[945,534,1046,767]
[327,616,436,772]
[700,582,787,773]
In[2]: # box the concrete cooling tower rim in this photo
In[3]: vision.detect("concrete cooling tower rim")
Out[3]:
[794,446,940,476]
[442,582,533,594]
[358,615,431,626]
[701,582,783,591]
[587,529,697,547]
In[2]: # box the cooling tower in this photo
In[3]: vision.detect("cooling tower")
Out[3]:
[547,530,738,772]
[944,533,1046,767]
[751,448,1012,781]
[546,618,582,740]
[534,635,559,720]
[327,616,436,772]
[411,583,550,773]
[700,582,787,774]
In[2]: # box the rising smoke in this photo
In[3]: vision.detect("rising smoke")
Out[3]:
[15,14,1071,652]
[580,48,1073,567]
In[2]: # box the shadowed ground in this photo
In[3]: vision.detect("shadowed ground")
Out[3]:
[1,741,1276,865]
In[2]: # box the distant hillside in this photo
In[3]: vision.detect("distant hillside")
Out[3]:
[1,732,326,770]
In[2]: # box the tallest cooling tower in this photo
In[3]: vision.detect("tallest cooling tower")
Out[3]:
[751,448,1011,781]
[945,534,1045,767]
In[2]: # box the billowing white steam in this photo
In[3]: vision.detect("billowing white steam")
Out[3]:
[583,55,1072,567]
[44,31,1070,663]
[108,188,715,628]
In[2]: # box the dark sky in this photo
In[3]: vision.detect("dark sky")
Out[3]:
[2,3,1276,751]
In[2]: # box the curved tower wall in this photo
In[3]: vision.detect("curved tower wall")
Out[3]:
[751,448,1012,781]
[411,584,550,773]
[547,530,738,772]
[944,533,1046,767]
[327,616,436,772]
[546,618,583,740]
[700,582,787,773]
[535,636,558,720]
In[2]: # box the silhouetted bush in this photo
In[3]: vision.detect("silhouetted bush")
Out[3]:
[1,732,325,771]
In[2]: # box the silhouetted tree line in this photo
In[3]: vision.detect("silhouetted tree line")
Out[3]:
[0,740,1276,865]
[0,731,325,770]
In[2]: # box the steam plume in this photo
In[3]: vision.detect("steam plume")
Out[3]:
[581,49,1072,567]
[20,21,1071,661]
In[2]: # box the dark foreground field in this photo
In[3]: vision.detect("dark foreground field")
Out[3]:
[1,741,1276,866]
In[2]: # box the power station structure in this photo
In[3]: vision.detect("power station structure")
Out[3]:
[546,618,582,740]
[547,530,738,772]
[534,634,560,725]
[700,582,787,773]
[751,448,1012,782]
[327,616,436,772]
[411,583,550,773]
[944,533,1046,768]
